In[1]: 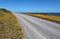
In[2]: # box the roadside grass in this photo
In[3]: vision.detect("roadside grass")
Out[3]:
[0,10,24,39]
[27,14,60,23]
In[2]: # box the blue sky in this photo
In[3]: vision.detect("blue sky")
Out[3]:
[0,0,60,13]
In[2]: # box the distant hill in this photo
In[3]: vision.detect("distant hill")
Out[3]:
[16,12,60,16]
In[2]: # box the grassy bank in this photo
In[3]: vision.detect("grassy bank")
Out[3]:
[27,14,60,23]
[0,9,24,39]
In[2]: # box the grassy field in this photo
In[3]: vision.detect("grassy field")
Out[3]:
[27,14,60,23]
[0,9,24,39]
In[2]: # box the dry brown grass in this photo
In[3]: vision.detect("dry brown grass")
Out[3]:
[0,11,24,39]
[27,14,60,23]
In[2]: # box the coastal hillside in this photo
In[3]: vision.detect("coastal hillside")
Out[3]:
[0,8,24,39]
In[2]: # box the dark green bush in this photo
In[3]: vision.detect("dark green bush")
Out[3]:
[0,8,11,13]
